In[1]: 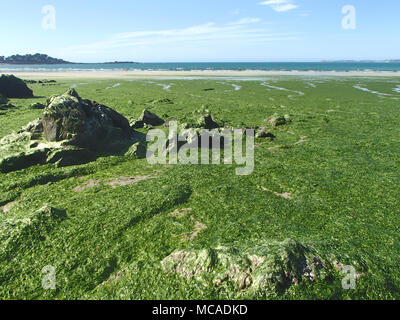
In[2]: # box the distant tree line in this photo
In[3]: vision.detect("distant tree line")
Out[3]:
[0,53,72,65]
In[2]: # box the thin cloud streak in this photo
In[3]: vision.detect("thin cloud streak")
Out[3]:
[259,0,299,12]
[228,17,262,25]
[58,20,301,55]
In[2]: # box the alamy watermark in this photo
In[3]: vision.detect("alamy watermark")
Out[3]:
[342,5,356,30]
[42,5,56,30]
[146,121,255,175]
[341,265,357,290]
[42,265,56,290]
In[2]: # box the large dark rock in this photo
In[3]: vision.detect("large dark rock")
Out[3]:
[42,89,134,151]
[0,89,141,173]
[0,93,8,105]
[0,74,34,98]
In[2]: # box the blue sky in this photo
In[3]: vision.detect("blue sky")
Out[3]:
[1,0,399,62]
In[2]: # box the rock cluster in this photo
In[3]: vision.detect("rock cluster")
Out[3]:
[24,79,56,84]
[0,74,34,98]
[42,89,134,150]
[265,113,292,127]
[0,89,139,173]
[180,107,221,130]
[162,239,334,297]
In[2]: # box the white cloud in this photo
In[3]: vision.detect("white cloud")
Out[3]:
[259,0,299,12]
[54,19,301,58]
[228,17,261,25]
[113,23,225,40]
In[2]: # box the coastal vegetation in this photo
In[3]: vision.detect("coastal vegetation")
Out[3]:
[0,54,72,65]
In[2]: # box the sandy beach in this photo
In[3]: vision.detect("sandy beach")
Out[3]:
[6,69,400,80]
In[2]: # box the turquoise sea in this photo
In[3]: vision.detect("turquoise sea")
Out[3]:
[1,62,400,72]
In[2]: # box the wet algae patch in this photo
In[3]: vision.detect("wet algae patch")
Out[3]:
[0,77,400,299]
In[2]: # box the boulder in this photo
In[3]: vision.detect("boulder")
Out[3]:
[162,239,334,297]
[0,74,34,98]
[143,109,165,126]
[42,89,134,151]
[0,89,142,173]
[0,93,8,105]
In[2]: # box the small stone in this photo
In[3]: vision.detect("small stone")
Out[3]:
[124,142,147,159]
[30,102,45,110]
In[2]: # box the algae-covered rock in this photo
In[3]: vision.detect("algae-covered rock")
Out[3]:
[196,114,220,130]
[0,74,34,98]
[124,141,147,159]
[46,146,95,167]
[180,107,221,130]
[255,128,275,139]
[0,206,67,257]
[0,148,49,173]
[42,89,134,151]
[162,248,215,279]
[0,89,142,173]
[131,109,165,129]
[151,98,174,105]
[0,131,50,173]
[141,109,165,126]
[19,118,44,139]
[249,239,328,296]
[30,102,45,110]
[162,239,333,297]
[130,119,144,129]
[265,113,292,127]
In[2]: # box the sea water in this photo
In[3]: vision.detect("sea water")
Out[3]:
[1,62,400,72]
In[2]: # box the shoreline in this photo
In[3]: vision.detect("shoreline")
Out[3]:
[4,69,400,79]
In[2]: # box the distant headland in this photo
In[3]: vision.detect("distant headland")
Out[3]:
[0,54,73,65]
[0,54,139,65]
[320,59,400,63]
